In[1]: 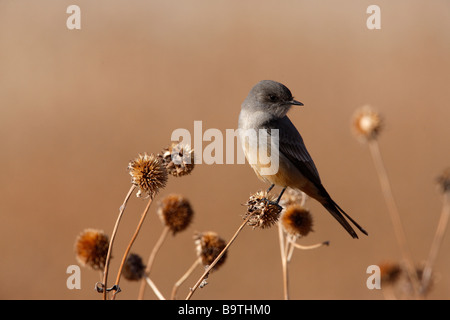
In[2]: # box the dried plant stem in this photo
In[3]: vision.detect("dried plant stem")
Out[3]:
[101,184,136,300]
[278,223,289,300]
[278,223,329,299]
[138,226,170,300]
[288,239,329,252]
[368,140,419,295]
[286,234,329,262]
[420,192,450,296]
[185,214,254,300]
[111,196,154,300]
[145,275,166,300]
[286,236,296,263]
[171,258,202,300]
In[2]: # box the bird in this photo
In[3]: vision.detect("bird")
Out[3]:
[238,80,368,239]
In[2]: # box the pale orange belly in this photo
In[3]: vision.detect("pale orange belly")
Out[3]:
[249,155,324,202]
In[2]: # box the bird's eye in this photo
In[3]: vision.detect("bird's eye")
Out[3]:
[268,94,277,101]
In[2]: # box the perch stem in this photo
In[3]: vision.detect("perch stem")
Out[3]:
[101,184,136,300]
[185,214,254,300]
[111,196,154,300]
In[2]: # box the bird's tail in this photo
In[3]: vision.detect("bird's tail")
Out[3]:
[322,199,368,239]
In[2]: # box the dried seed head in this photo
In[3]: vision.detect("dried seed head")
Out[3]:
[157,194,194,235]
[352,105,383,142]
[279,188,306,208]
[122,253,146,281]
[281,204,314,237]
[159,142,195,177]
[379,262,402,286]
[128,153,168,198]
[244,191,282,229]
[194,231,227,271]
[437,168,450,193]
[75,229,109,270]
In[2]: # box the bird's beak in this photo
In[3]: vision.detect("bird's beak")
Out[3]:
[290,100,304,106]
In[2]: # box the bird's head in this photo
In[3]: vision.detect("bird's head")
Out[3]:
[242,80,303,118]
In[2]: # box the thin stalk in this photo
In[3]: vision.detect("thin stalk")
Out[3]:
[278,223,289,300]
[288,238,330,251]
[144,275,165,300]
[171,258,202,300]
[185,214,254,300]
[138,226,170,300]
[420,192,450,296]
[101,184,136,300]
[111,196,154,300]
[368,140,419,295]
[286,236,296,263]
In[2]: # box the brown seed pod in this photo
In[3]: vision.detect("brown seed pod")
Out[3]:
[157,194,194,235]
[128,153,168,198]
[194,231,227,271]
[75,229,109,270]
[244,191,282,229]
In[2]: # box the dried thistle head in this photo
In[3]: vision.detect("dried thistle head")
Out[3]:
[352,105,383,142]
[128,153,168,198]
[281,204,314,237]
[157,194,194,235]
[194,231,227,271]
[159,142,195,177]
[244,191,282,229]
[379,262,402,286]
[122,253,145,281]
[437,168,450,193]
[75,229,109,270]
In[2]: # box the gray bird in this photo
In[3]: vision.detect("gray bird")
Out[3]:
[238,80,367,238]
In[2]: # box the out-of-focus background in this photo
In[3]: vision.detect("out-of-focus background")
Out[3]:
[1,1,449,300]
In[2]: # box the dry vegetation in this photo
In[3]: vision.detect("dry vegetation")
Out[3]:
[75,108,449,300]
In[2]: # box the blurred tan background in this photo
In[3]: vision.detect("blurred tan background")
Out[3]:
[1,0,449,300]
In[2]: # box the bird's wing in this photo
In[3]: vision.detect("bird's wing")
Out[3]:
[264,116,322,186]
[264,116,368,239]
